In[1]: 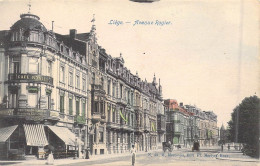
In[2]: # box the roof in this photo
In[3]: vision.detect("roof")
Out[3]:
[55,33,87,55]
[148,83,157,93]
[0,125,18,142]
[11,14,47,32]
[75,33,91,42]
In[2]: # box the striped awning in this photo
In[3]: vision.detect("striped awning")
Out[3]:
[0,125,18,142]
[47,125,83,146]
[23,124,48,146]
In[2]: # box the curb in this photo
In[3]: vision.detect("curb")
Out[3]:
[216,157,259,162]
[215,152,259,162]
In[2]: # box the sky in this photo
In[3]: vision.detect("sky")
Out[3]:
[0,0,259,128]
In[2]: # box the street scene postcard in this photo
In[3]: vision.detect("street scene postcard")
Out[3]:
[0,0,259,166]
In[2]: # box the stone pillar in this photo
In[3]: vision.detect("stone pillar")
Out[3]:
[96,124,99,144]
[40,84,47,109]
[18,53,28,108]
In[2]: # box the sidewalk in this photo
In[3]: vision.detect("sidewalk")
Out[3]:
[0,150,153,166]
[216,149,259,162]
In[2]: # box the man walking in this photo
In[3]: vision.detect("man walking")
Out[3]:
[131,144,136,166]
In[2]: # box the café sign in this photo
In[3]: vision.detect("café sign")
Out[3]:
[17,108,49,121]
[8,74,53,85]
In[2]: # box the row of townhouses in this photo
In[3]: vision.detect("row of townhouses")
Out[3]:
[164,99,218,148]
[0,12,166,160]
[0,11,218,160]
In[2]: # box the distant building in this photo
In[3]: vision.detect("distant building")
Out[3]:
[164,99,218,148]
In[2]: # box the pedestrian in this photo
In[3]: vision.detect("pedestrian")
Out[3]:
[221,144,223,152]
[131,144,136,166]
[227,144,230,151]
[85,148,90,159]
[46,151,54,165]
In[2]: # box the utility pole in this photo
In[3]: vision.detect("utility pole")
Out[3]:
[235,108,239,143]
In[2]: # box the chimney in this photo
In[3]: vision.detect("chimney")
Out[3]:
[70,29,77,39]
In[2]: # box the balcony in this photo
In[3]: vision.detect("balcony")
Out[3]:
[133,105,142,111]
[134,126,144,133]
[92,112,101,122]
[120,123,134,131]
[116,98,127,106]
[74,115,86,124]
[107,122,120,130]
[174,132,182,136]
[91,84,106,94]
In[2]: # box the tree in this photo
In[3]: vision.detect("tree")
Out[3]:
[228,95,260,157]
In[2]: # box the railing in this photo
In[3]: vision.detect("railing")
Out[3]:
[107,122,120,129]
[92,112,101,120]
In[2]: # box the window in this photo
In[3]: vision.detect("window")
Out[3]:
[112,83,116,97]
[112,108,115,122]
[60,66,65,82]
[46,94,51,109]
[13,62,20,74]
[76,98,80,115]
[120,84,123,98]
[82,78,86,91]
[99,131,104,142]
[92,73,95,84]
[69,97,73,115]
[28,58,38,74]
[107,80,111,95]
[60,95,64,113]
[127,91,130,104]
[76,75,80,89]
[27,94,37,108]
[9,89,18,108]
[82,101,86,117]
[47,61,52,76]
[69,72,73,86]
[101,78,104,90]
[131,93,133,106]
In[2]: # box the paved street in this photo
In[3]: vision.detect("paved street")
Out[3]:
[64,147,259,166]
[1,147,258,166]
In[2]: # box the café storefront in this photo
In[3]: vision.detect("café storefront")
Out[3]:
[0,107,82,160]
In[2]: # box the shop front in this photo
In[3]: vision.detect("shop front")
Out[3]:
[46,125,84,159]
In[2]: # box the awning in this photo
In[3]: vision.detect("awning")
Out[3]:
[23,124,48,146]
[47,125,84,146]
[0,125,18,142]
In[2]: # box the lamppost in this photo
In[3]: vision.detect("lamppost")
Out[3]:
[74,137,78,159]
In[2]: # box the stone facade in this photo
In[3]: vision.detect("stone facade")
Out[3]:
[0,12,166,159]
